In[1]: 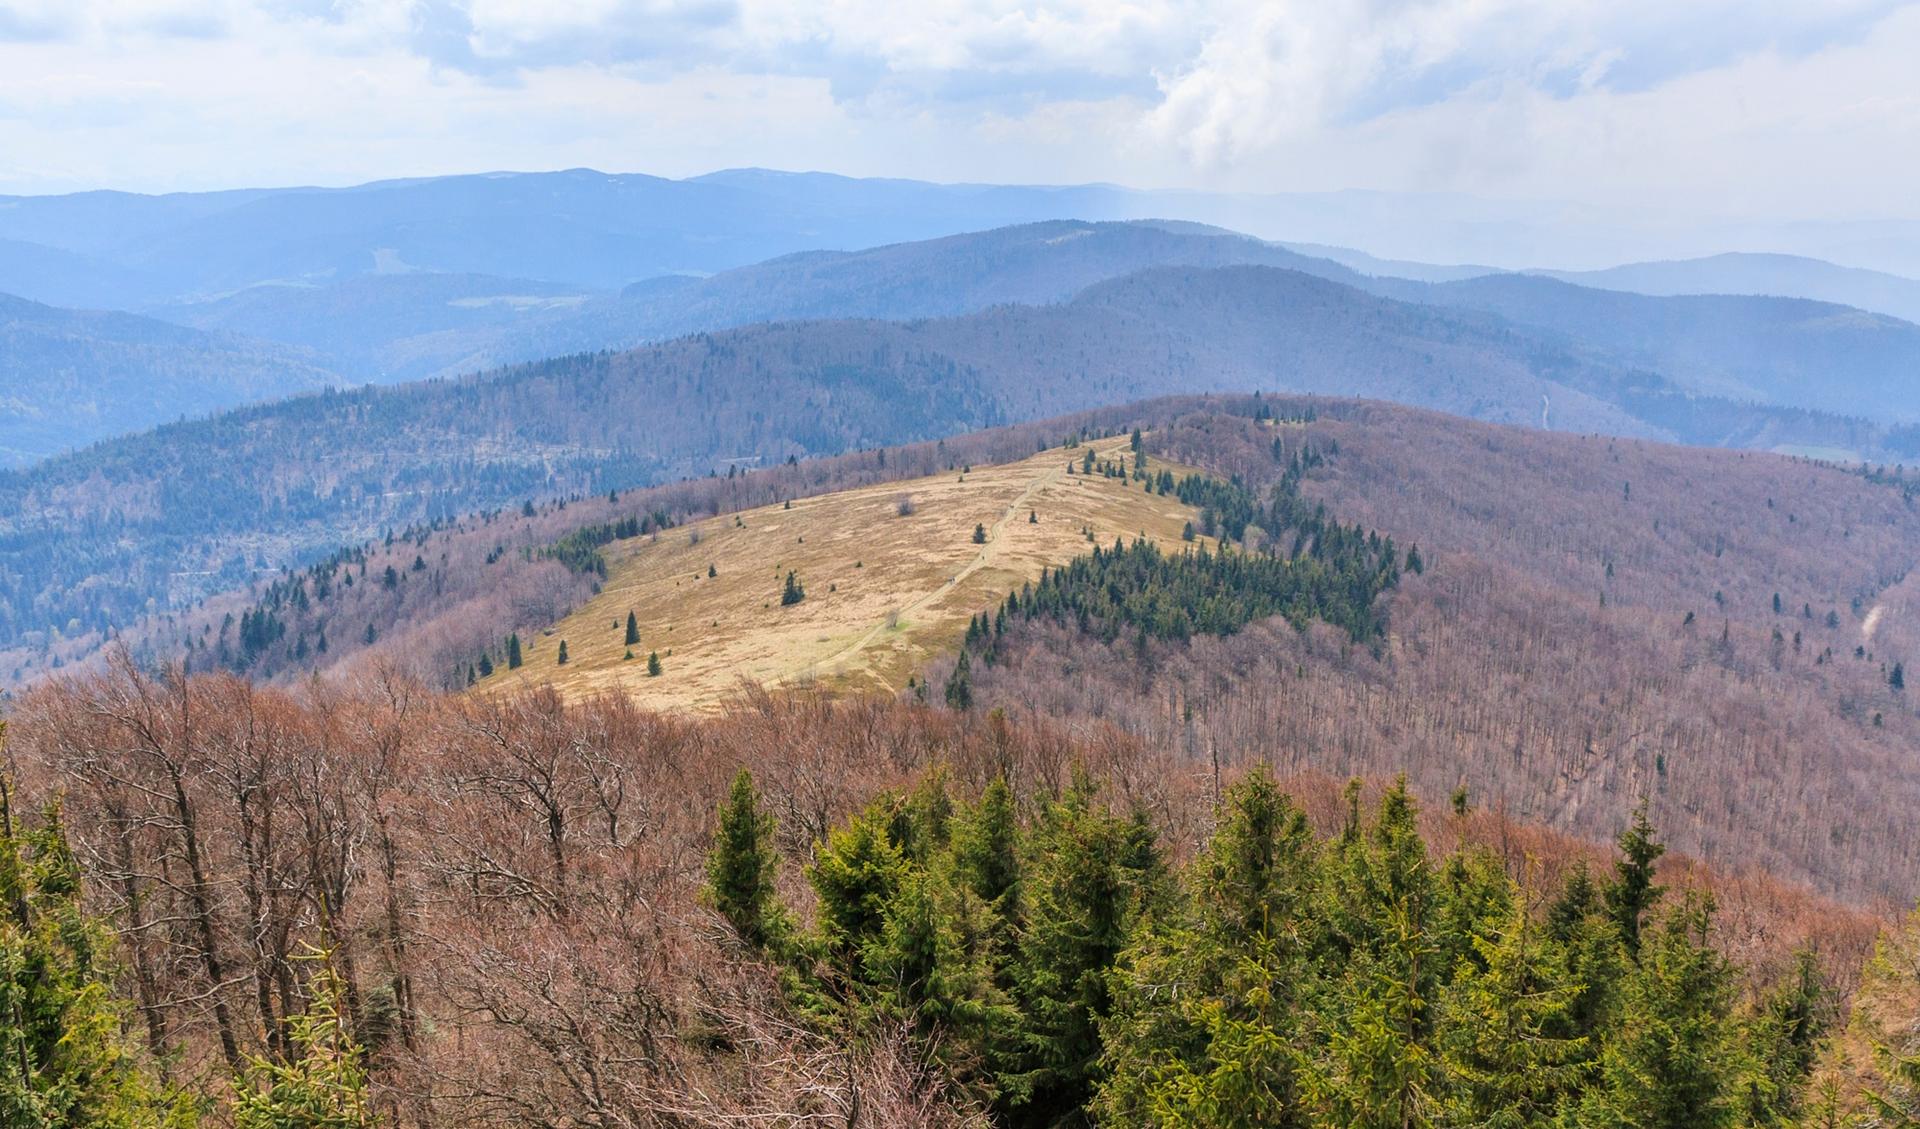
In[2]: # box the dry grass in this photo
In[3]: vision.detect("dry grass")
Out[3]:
[489,437,1209,710]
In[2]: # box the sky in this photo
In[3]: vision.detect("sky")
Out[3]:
[0,0,1917,224]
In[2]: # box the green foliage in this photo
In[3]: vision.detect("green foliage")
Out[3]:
[0,763,194,1129]
[1604,804,1666,956]
[624,610,639,646]
[781,571,806,607]
[713,767,1835,1129]
[705,770,788,950]
[807,801,910,962]
[230,950,371,1129]
[646,650,662,676]
[1580,896,1752,1129]
[992,535,1396,650]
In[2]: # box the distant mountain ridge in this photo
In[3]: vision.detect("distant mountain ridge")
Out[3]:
[1533,251,1920,325]
[11,214,1920,468]
[7,259,1915,665]
[0,292,342,465]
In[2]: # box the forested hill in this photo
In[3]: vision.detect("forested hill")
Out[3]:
[4,263,1912,665]
[0,291,342,465]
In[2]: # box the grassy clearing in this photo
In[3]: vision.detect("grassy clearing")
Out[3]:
[488,437,1212,711]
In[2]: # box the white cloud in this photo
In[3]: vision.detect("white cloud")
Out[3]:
[0,0,1912,226]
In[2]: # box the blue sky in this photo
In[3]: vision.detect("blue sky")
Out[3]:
[0,0,1915,221]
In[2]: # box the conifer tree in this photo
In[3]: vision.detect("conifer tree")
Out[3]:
[807,801,910,964]
[506,633,522,669]
[624,611,639,646]
[1604,804,1666,956]
[1001,772,1163,1126]
[1436,899,1589,1127]
[781,571,805,606]
[646,651,662,676]
[973,523,988,545]
[0,770,191,1129]
[231,951,371,1129]
[1098,765,1318,1128]
[556,640,569,665]
[705,769,787,950]
[945,650,973,711]
[952,778,1021,924]
[1582,896,1750,1129]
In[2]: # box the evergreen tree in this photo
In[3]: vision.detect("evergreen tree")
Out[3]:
[1001,773,1163,1127]
[624,611,639,646]
[1406,544,1425,575]
[1744,949,1831,1125]
[556,640,569,665]
[1604,804,1666,956]
[705,770,787,950]
[1583,896,1753,1129]
[477,654,493,677]
[974,523,989,545]
[781,571,806,606]
[1893,662,1906,691]
[1098,765,1318,1128]
[952,779,1020,918]
[1436,899,1589,1127]
[231,950,370,1129]
[0,763,192,1129]
[945,650,973,711]
[807,801,910,965]
[506,633,522,669]
[646,651,662,676]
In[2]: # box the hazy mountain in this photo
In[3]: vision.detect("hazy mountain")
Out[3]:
[6,261,1908,656]
[1394,273,1920,422]
[1535,252,1920,325]
[1275,241,1500,283]
[0,292,341,466]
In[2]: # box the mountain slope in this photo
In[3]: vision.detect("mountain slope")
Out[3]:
[0,291,341,465]
[1390,272,1920,421]
[1539,251,1920,324]
[6,261,1911,660]
[492,434,1208,709]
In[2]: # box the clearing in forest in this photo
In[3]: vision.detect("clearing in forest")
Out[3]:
[490,436,1212,711]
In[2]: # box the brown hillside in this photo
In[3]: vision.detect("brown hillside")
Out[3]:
[492,436,1210,709]
[968,403,1920,906]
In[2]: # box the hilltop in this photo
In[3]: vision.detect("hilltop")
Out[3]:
[493,435,1211,709]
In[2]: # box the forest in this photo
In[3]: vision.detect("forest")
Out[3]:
[5,394,1920,1127]
[3,662,1917,1127]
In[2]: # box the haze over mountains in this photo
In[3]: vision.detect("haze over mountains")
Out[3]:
[9,170,1920,468]
[9,167,1920,676]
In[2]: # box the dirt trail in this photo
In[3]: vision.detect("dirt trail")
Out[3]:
[801,458,1068,683]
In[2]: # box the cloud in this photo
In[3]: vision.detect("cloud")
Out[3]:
[0,0,1913,228]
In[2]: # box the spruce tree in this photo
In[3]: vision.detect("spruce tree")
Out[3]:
[1098,765,1318,1128]
[705,770,787,950]
[807,801,909,964]
[1001,772,1163,1126]
[624,611,639,646]
[1604,804,1666,956]
[973,523,988,545]
[1436,899,1589,1127]
[646,651,662,677]
[781,571,806,606]
[1582,896,1750,1129]
[0,773,189,1129]
[507,633,523,669]
[944,650,973,711]
[231,950,372,1129]
[556,640,569,665]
